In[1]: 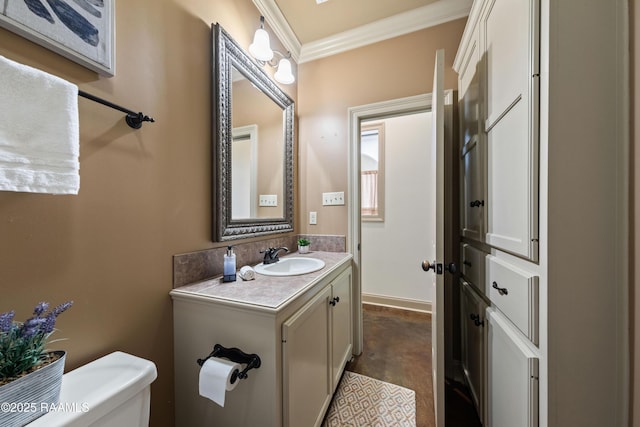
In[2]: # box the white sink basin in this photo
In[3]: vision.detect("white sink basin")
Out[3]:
[254,257,326,277]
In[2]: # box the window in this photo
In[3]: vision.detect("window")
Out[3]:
[361,122,385,221]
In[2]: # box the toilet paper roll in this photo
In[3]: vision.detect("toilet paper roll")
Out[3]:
[198,357,242,407]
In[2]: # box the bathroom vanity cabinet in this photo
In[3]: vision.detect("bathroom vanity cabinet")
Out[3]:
[170,252,353,427]
[282,266,352,427]
[454,0,627,426]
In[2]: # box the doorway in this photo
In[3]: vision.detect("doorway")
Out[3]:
[347,93,438,355]
[360,111,435,310]
[347,91,461,425]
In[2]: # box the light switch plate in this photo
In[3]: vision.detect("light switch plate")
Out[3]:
[259,194,278,206]
[322,191,345,206]
[309,211,317,225]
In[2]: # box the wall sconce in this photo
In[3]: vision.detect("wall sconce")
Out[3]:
[249,16,295,85]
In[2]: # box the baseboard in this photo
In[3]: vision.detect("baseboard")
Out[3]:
[361,293,432,313]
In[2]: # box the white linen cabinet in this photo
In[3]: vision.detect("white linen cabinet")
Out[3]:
[487,308,538,427]
[454,0,628,426]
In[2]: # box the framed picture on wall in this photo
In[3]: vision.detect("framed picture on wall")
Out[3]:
[0,0,115,76]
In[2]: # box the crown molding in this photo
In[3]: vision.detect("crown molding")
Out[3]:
[252,0,302,62]
[253,0,473,65]
[453,0,484,71]
[299,0,473,63]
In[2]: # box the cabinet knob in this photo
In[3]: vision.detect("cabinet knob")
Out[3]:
[469,313,484,327]
[469,200,485,208]
[492,281,509,296]
[329,296,340,306]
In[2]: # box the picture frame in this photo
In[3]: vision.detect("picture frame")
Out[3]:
[0,0,115,76]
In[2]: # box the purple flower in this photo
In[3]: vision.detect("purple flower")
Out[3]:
[20,326,38,338]
[0,311,15,333]
[33,302,49,317]
[20,317,46,337]
[42,313,57,334]
[51,301,73,317]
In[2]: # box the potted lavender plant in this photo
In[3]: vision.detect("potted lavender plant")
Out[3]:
[0,301,73,426]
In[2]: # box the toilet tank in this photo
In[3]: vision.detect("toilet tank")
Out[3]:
[28,351,158,427]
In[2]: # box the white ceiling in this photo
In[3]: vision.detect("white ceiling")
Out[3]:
[252,0,473,63]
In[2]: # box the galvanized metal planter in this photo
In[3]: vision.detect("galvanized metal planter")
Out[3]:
[0,351,65,427]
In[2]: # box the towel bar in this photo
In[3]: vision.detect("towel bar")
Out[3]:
[78,90,155,129]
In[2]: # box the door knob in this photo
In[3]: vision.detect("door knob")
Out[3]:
[422,260,436,272]
[422,261,457,275]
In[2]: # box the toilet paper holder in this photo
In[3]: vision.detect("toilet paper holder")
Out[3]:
[196,344,261,383]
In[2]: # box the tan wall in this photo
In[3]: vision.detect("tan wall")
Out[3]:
[0,1,296,426]
[297,18,466,236]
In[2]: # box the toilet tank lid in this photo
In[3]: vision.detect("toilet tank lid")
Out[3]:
[26,351,157,426]
[63,351,158,398]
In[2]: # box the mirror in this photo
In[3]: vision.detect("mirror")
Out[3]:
[213,23,294,241]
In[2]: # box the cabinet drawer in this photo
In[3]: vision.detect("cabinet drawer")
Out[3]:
[487,308,539,427]
[486,255,538,345]
[461,243,486,293]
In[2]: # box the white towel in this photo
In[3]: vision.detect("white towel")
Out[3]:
[239,266,255,281]
[0,55,80,194]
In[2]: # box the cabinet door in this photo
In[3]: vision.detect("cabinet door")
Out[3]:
[460,280,486,422]
[482,0,540,260]
[461,136,485,242]
[458,25,481,147]
[487,308,539,427]
[330,268,353,391]
[282,286,332,427]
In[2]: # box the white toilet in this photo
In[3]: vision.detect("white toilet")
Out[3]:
[28,351,157,427]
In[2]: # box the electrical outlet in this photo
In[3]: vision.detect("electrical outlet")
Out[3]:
[322,191,345,206]
[259,194,278,207]
[309,211,317,225]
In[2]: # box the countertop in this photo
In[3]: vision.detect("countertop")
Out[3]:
[169,251,352,311]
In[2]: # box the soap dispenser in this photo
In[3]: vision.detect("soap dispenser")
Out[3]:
[223,246,236,282]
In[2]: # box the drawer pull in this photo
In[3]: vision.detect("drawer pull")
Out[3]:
[470,313,484,327]
[463,260,472,267]
[469,200,485,208]
[492,281,509,296]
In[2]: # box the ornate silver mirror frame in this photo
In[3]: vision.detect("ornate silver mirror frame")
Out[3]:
[213,23,295,241]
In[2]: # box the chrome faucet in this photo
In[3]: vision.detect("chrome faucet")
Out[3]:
[261,247,289,264]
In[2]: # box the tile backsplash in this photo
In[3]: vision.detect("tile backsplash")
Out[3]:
[173,234,346,287]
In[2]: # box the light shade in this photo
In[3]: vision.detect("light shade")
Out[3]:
[274,58,295,84]
[249,29,274,62]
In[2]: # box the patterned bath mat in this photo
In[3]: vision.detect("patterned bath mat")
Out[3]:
[322,371,416,427]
